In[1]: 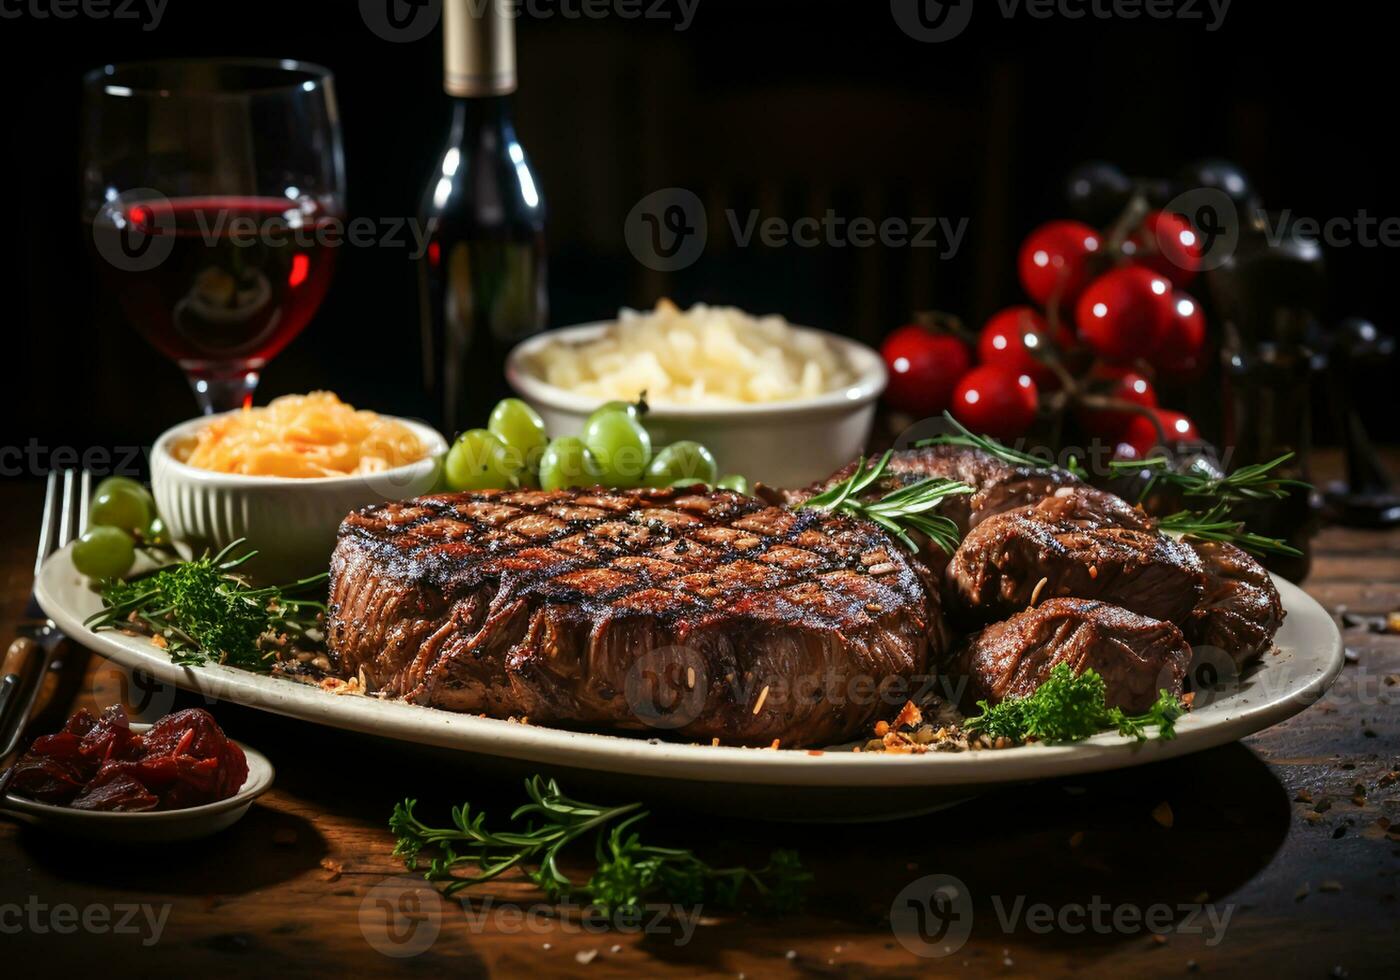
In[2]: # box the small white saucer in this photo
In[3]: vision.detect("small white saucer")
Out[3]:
[1,725,274,842]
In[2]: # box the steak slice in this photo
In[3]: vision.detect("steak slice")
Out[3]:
[1185,540,1285,668]
[798,445,1080,536]
[327,487,946,747]
[946,485,1204,627]
[952,597,1191,714]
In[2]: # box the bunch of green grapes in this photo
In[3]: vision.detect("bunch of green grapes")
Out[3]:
[71,477,168,580]
[443,398,749,494]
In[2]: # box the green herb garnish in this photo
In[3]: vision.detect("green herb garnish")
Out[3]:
[1158,504,1303,558]
[391,776,810,914]
[918,413,1087,476]
[1106,452,1308,507]
[799,450,973,554]
[963,664,1186,744]
[85,540,328,669]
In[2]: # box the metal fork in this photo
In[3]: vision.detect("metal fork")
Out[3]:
[0,469,90,759]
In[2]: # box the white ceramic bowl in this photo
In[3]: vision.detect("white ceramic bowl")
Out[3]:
[1,726,274,842]
[505,322,887,488]
[151,413,447,582]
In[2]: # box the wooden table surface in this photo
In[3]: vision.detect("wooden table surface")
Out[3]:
[2,458,1397,979]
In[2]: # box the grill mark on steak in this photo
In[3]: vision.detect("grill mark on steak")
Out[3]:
[1185,540,1285,668]
[946,485,1204,627]
[953,597,1191,714]
[328,487,947,747]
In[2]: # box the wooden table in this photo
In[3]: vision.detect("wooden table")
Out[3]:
[2,461,1397,979]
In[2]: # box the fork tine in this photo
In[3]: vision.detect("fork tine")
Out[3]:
[78,471,92,537]
[56,470,78,551]
[33,470,59,577]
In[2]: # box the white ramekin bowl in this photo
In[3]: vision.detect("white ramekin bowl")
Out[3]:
[151,413,447,582]
[505,322,887,489]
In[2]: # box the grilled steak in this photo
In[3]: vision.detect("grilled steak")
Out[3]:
[327,487,947,747]
[952,597,1191,713]
[1185,540,1285,668]
[946,485,1204,627]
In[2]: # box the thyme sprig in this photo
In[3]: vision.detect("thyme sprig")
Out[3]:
[391,776,810,914]
[800,450,974,553]
[85,540,328,670]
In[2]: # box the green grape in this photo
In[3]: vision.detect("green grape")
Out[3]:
[716,474,751,495]
[582,409,652,487]
[488,399,549,473]
[93,476,146,501]
[72,526,136,580]
[89,483,153,533]
[539,437,603,491]
[142,516,170,547]
[645,441,718,488]
[444,429,515,491]
[589,399,644,423]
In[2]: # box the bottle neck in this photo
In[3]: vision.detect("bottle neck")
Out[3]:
[445,94,517,153]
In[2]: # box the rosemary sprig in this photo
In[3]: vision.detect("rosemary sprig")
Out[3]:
[85,540,328,670]
[1157,504,1303,558]
[391,776,810,914]
[799,451,974,553]
[1106,452,1308,506]
[916,413,1075,473]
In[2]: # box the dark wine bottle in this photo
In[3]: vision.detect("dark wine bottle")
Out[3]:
[419,0,547,435]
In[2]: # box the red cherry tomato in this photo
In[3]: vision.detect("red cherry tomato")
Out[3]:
[1077,367,1158,439]
[1154,292,1208,378]
[1018,220,1101,308]
[1127,211,1201,287]
[1075,267,1174,362]
[951,366,1039,440]
[977,306,1063,390]
[1122,409,1200,455]
[880,325,973,417]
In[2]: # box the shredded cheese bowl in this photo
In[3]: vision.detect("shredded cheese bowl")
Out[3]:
[506,305,887,488]
[177,393,430,478]
[151,396,447,581]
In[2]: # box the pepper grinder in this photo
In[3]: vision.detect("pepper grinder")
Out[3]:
[1323,318,1400,526]
[1206,211,1324,581]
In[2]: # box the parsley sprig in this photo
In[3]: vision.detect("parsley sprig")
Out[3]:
[800,450,973,553]
[964,664,1186,744]
[391,776,810,914]
[85,540,328,669]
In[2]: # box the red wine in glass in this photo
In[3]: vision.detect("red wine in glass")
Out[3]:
[90,195,341,403]
[82,59,346,414]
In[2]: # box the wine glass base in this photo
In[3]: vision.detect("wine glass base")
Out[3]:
[185,369,261,415]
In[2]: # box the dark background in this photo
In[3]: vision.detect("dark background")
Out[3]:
[2,0,1395,460]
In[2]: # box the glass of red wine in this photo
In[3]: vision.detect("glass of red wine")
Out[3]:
[82,59,346,414]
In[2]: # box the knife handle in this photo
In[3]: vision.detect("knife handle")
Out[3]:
[0,637,47,760]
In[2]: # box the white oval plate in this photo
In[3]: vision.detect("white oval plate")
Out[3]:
[2,723,274,842]
[35,545,1341,803]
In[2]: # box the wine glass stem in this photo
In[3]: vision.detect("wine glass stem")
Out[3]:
[188,370,260,414]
